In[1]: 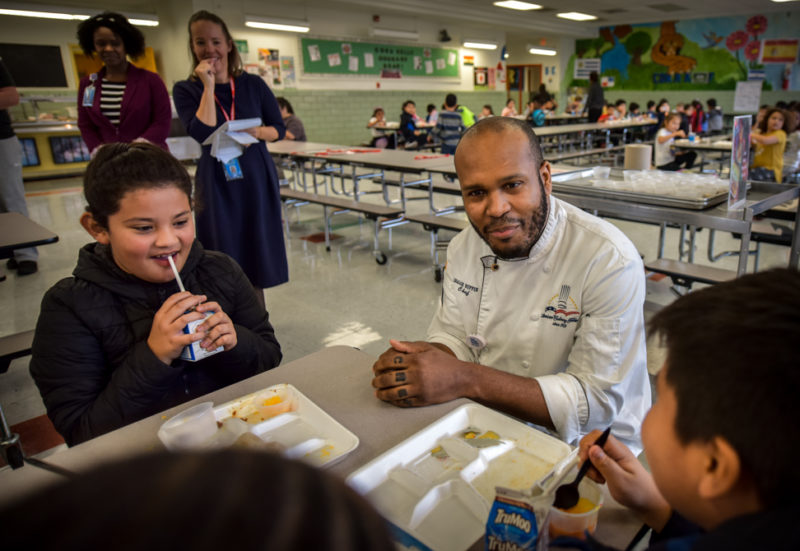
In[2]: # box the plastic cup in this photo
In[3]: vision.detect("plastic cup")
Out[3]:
[548,478,604,540]
[592,166,611,179]
[157,402,218,451]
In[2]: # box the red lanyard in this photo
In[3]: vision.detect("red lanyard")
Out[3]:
[213,79,235,121]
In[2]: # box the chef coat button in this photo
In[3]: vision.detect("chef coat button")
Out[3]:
[530,313,540,321]
[522,361,530,369]
[543,265,551,273]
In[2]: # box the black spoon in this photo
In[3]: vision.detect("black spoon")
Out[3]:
[553,427,611,511]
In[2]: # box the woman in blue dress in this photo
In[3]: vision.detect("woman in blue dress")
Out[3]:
[173,10,287,307]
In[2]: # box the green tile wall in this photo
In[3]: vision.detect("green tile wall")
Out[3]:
[276,90,507,146]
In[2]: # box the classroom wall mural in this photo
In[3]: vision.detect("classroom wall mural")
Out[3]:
[566,12,800,91]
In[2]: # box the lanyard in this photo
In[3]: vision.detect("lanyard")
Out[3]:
[213,79,235,121]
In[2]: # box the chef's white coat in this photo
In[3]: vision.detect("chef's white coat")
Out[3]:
[427,196,651,453]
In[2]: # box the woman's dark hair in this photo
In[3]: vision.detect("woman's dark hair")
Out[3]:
[77,11,145,58]
[84,143,193,229]
[0,450,396,551]
[589,71,599,83]
[276,97,294,115]
[187,10,243,78]
[757,108,787,133]
[649,268,800,508]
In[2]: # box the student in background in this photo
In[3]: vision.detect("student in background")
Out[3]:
[650,98,670,140]
[29,143,282,446]
[501,98,518,117]
[276,97,306,142]
[690,100,706,134]
[751,108,788,182]
[76,12,171,154]
[706,98,723,135]
[584,71,604,123]
[783,107,800,182]
[629,102,641,117]
[570,269,800,551]
[399,100,423,149]
[753,104,769,133]
[457,103,476,128]
[655,113,696,171]
[675,103,691,135]
[646,100,657,119]
[173,10,287,302]
[615,99,629,119]
[478,104,494,120]
[426,103,439,125]
[432,93,466,155]
[367,107,390,149]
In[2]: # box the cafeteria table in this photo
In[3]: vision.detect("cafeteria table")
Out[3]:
[0,345,643,549]
[672,138,733,174]
[0,212,59,260]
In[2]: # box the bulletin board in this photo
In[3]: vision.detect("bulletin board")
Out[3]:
[301,38,459,77]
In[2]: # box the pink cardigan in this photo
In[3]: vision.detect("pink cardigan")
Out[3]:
[77,64,171,152]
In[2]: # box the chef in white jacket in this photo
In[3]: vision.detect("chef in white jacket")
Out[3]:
[372,117,651,453]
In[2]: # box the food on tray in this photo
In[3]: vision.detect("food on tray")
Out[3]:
[430,428,502,459]
[229,388,296,424]
[557,496,596,514]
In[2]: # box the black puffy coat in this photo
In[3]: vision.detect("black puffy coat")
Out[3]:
[30,241,282,446]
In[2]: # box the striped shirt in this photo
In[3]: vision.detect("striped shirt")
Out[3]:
[100,79,126,126]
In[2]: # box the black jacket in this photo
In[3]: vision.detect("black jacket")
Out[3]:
[30,241,282,446]
[553,508,800,551]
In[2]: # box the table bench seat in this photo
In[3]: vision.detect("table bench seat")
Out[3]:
[645,258,737,288]
[0,329,35,373]
[280,188,404,264]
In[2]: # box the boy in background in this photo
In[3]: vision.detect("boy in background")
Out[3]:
[574,268,800,550]
[432,93,465,155]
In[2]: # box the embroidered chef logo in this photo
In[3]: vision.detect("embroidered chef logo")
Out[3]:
[453,277,479,297]
[542,284,580,328]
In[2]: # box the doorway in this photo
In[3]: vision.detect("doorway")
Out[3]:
[506,64,542,110]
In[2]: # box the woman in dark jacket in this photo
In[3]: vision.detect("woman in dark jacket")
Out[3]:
[30,143,281,446]
[584,71,605,123]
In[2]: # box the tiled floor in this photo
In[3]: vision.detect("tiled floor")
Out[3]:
[0,169,793,439]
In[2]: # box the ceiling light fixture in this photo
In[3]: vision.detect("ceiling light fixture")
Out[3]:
[245,16,309,33]
[463,40,498,50]
[0,7,88,20]
[0,6,159,25]
[557,12,598,21]
[528,46,557,56]
[493,1,542,10]
[370,27,419,40]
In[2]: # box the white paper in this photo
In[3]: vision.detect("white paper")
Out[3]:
[733,80,762,113]
[202,117,262,163]
[425,60,433,74]
[364,53,374,67]
[308,44,321,62]
[414,56,421,70]
[349,56,359,71]
[447,52,456,66]
[327,53,342,67]
[436,58,446,70]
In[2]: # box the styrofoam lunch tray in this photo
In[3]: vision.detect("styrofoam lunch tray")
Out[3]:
[347,404,572,551]
[192,384,358,468]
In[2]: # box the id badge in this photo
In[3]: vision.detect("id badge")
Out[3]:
[222,157,244,181]
[82,86,96,107]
